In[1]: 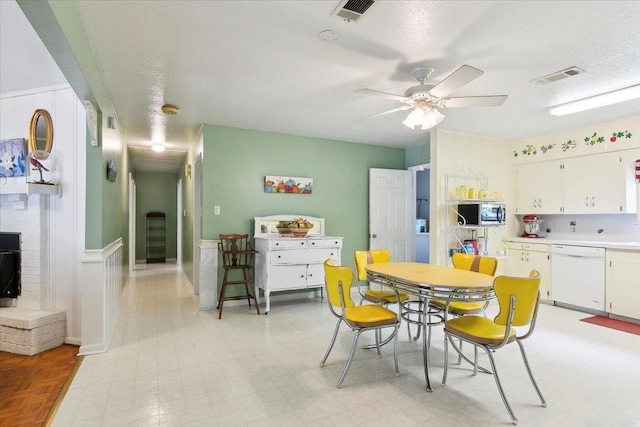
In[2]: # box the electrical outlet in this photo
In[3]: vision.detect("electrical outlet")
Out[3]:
[214,206,220,215]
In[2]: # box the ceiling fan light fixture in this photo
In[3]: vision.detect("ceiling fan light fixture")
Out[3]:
[402,106,444,130]
[152,143,165,152]
[549,84,640,116]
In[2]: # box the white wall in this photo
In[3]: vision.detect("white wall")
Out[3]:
[0,85,86,344]
[430,129,514,267]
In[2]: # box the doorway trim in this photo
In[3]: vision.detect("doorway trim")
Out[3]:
[408,163,431,262]
[193,153,203,295]
[177,178,182,266]
[128,172,136,272]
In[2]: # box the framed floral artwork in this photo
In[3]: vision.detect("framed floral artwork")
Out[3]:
[0,138,27,178]
[264,176,313,194]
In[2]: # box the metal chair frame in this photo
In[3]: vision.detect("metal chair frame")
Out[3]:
[320,260,401,388]
[442,271,546,425]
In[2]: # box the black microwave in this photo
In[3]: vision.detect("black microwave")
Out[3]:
[457,203,506,226]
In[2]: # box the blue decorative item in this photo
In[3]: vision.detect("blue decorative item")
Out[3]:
[0,138,27,178]
[106,160,118,182]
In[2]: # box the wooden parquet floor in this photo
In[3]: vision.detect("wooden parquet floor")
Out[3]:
[0,345,82,427]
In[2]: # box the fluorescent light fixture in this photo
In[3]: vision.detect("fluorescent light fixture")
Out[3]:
[152,143,165,152]
[549,84,640,116]
[402,104,445,129]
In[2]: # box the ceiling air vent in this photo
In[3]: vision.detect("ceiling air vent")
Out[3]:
[332,0,377,23]
[531,66,585,85]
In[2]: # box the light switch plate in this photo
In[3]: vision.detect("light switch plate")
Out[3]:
[214,206,220,215]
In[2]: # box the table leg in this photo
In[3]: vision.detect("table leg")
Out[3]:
[422,297,433,392]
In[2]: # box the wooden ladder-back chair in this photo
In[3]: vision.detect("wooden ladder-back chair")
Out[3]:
[217,234,260,319]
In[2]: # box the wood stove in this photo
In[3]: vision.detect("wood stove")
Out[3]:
[0,232,21,299]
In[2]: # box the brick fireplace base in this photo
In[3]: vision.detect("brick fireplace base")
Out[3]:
[0,307,66,355]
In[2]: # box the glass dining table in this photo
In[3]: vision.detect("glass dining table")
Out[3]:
[365,262,495,392]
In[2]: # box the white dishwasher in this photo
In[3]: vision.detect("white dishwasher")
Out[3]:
[551,245,605,311]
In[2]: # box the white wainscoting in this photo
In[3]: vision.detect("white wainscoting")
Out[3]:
[79,238,124,355]
[199,240,218,310]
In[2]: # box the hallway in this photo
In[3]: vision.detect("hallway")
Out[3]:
[52,265,640,426]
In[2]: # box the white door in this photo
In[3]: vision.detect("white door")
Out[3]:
[193,153,203,295]
[369,168,414,261]
[177,178,182,265]
[128,173,136,272]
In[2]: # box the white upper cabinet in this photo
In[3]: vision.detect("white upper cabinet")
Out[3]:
[515,160,564,214]
[563,152,628,214]
[516,148,639,215]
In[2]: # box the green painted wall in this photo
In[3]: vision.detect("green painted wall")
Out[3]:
[83,111,130,287]
[201,125,405,296]
[406,142,430,167]
[135,172,178,261]
[179,134,201,285]
[85,124,102,249]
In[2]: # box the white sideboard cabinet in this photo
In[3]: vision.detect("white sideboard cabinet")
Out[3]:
[254,215,343,313]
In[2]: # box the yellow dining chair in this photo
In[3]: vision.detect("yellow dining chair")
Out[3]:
[319,259,401,388]
[442,270,546,425]
[354,250,418,341]
[431,253,498,317]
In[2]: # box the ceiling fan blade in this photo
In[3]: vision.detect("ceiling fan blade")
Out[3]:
[357,104,413,121]
[441,95,508,108]
[355,88,410,103]
[428,65,484,98]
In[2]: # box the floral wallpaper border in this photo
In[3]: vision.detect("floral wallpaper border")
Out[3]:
[514,129,633,157]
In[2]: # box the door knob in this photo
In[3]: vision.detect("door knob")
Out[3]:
[371,234,377,238]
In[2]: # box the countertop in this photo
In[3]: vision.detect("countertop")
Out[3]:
[502,234,640,251]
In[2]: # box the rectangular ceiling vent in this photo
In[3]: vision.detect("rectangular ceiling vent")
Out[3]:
[332,0,377,23]
[531,66,585,85]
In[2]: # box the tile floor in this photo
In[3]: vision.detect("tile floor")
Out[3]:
[53,263,640,426]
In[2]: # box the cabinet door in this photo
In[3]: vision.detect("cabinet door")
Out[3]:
[506,244,551,301]
[527,250,551,302]
[306,263,325,287]
[515,161,564,214]
[606,250,640,319]
[562,156,591,214]
[269,265,308,290]
[564,153,625,214]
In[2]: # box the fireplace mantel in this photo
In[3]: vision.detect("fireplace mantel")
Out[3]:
[0,182,62,197]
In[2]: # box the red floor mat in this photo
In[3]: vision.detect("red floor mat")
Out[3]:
[580,315,640,336]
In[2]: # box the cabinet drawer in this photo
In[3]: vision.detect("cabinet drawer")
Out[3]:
[269,239,307,250]
[307,248,340,264]
[307,238,342,249]
[270,248,338,265]
[270,250,308,264]
[504,241,549,253]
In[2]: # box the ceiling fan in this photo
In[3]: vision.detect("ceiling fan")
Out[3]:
[356,65,507,129]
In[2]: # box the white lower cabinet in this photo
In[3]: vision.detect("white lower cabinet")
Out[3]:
[504,241,551,301]
[254,236,343,313]
[605,250,640,320]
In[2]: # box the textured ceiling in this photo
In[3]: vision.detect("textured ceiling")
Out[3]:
[4,1,640,174]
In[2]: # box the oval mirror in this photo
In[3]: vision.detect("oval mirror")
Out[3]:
[29,109,53,153]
